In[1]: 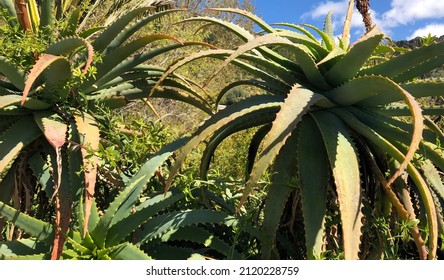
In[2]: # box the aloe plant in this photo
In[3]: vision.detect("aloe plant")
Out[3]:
[0,139,246,260]
[0,1,212,259]
[153,8,444,259]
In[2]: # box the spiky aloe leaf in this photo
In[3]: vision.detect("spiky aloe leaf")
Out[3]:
[360,39,444,81]
[209,7,276,34]
[159,225,242,259]
[333,108,437,259]
[420,160,444,202]
[362,80,444,106]
[28,153,53,198]
[205,34,330,91]
[238,86,324,209]
[107,242,152,260]
[106,9,182,52]
[60,8,81,37]
[324,29,384,86]
[0,202,54,243]
[135,209,237,245]
[92,34,181,88]
[92,7,154,53]
[298,115,329,259]
[0,239,48,257]
[45,37,94,75]
[311,110,363,260]
[322,10,335,49]
[90,137,188,249]
[39,0,55,33]
[261,131,298,259]
[0,56,26,90]
[0,95,51,110]
[33,111,70,260]
[164,95,285,191]
[72,112,100,237]
[0,116,42,176]
[105,189,185,247]
[199,108,277,180]
[21,54,70,105]
[0,167,14,203]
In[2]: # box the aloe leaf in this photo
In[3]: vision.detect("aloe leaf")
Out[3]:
[136,209,237,245]
[21,54,70,104]
[420,160,444,201]
[311,110,363,260]
[0,166,14,203]
[322,11,335,48]
[298,115,329,259]
[1,253,47,260]
[362,80,444,106]
[393,55,444,83]
[39,0,55,34]
[93,34,180,88]
[0,116,42,176]
[60,8,81,37]
[90,137,188,248]
[160,225,243,259]
[0,95,51,110]
[164,95,284,191]
[324,30,384,86]
[84,42,208,92]
[0,202,54,243]
[91,7,152,53]
[199,109,277,180]
[333,108,438,259]
[209,8,276,34]
[0,56,26,90]
[239,86,323,209]
[28,153,53,198]
[0,239,48,257]
[105,189,185,247]
[360,39,444,80]
[205,34,330,91]
[73,112,100,237]
[246,125,271,179]
[261,131,298,259]
[151,49,291,98]
[272,23,318,41]
[107,243,152,260]
[179,16,254,42]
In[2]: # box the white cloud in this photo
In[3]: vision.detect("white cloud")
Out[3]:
[301,1,370,37]
[408,23,444,39]
[382,0,444,28]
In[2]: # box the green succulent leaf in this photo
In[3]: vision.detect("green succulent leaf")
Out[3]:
[261,131,298,259]
[239,85,324,209]
[0,239,49,257]
[0,56,26,90]
[298,115,329,260]
[91,137,188,248]
[0,202,54,244]
[136,209,237,245]
[312,110,363,260]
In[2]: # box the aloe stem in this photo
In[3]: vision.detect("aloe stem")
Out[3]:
[356,0,373,33]
[14,0,32,31]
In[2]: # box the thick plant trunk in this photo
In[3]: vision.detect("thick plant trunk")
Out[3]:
[14,0,32,31]
[356,0,373,32]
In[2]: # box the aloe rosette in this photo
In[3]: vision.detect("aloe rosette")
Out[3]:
[155,9,444,259]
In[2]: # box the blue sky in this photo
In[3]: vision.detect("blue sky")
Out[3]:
[253,0,444,41]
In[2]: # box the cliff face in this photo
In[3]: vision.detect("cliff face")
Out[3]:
[394,35,444,49]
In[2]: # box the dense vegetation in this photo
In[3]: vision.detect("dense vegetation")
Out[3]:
[1,0,444,260]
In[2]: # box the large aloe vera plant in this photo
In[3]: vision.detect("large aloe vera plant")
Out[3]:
[0,139,245,260]
[0,1,212,259]
[154,8,444,259]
